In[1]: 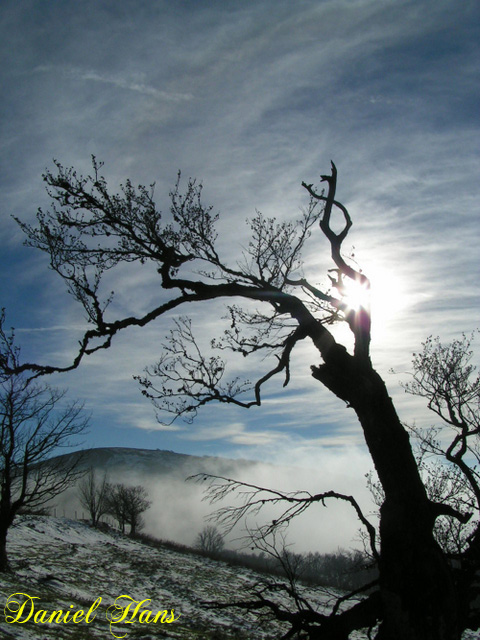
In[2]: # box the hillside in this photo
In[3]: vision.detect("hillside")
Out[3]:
[1,516,478,639]
[48,447,368,554]
[0,515,358,640]
[47,447,279,550]
[55,446,262,477]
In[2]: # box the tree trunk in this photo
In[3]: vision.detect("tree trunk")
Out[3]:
[0,525,10,572]
[376,500,460,640]
[313,351,461,639]
[358,374,460,639]
[360,373,460,639]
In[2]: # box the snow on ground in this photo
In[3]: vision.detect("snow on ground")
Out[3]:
[0,516,477,640]
[0,515,365,640]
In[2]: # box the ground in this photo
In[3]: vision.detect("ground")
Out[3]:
[0,515,358,640]
[1,516,477,639]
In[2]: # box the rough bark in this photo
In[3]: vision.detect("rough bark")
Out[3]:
[313,352,461,639]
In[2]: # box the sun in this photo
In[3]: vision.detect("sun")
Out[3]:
[337,265,408,341]
[341,276,371,313]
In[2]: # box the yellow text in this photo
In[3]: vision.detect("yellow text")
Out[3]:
[4,593,101,625]
[106,595,180,639]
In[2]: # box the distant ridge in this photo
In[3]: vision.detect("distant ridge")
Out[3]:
[51,446,262,479]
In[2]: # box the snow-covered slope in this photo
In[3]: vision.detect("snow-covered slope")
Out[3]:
[0,515,346,640]
[1,516,477,640]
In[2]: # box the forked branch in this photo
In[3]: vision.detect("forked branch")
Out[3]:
[302,162,371,358]
[136,317,308,423]
[205,582,382,640]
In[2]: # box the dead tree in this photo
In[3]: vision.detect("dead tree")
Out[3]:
[122,484,150,537]
[4,158,477,638]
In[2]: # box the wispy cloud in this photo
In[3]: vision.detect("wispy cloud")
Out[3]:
[181,421,289,447]
[32,64,193,101]
[0,0,478,465]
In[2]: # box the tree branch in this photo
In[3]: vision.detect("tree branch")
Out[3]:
[190,474,379,560]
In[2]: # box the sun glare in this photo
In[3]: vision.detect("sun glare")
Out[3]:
[338,267,407,341]
[341,277,371,312]
[370,268,407,340]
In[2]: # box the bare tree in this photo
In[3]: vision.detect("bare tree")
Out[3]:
[206,529,379,640]
[0,323,88,571]
[195,525,225,557]
[77,467,109,527]
[402,333,480,630]
[123,484,151,538]
[105,483,151,537]
[4,158,477,638]
[105,482,127,534]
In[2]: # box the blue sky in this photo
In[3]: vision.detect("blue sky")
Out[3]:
[1,0,479,481]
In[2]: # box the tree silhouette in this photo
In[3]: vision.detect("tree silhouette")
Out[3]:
[195,525,225,557]
[0,321,88,570]
[4,158,477,638]
[105,483,151,537]
[77,468,109,528]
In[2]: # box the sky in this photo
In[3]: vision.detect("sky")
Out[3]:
[1,0,479,502]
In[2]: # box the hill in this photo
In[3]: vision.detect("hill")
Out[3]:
[53,446,261,480]
[0,514,346,640]
[47,447,367,554]
[47,447,272,548]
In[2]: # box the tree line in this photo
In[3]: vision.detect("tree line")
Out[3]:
[194,524,376,592]
[77,468,150,537]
